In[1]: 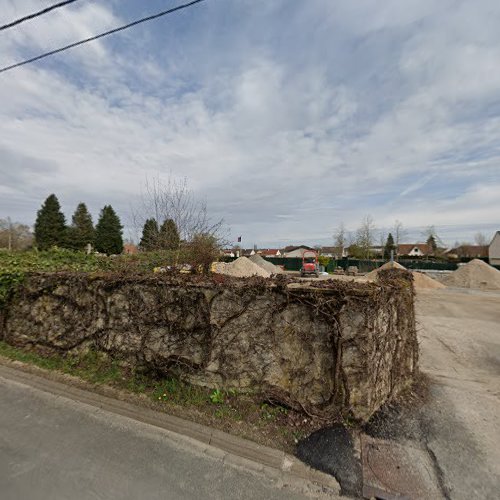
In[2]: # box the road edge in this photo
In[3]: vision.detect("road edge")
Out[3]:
[0,358,341,497]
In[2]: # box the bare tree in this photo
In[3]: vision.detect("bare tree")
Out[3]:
[393,220,407,246]
[474,232,488,246]
[0,218,33,250]
[131,175,227,266]
[422,225,444,247]
[356,215,376,259]
[333,222,347,256]
[378,230,387,249]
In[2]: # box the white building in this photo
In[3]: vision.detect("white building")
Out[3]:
[489,231,500,266]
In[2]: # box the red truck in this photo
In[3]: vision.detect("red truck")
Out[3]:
[300,250,320,277]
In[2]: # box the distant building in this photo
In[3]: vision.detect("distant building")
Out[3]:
[282,245,316,258]
[258,249,282,257]
[241,248,256,257]
[123,243,138,255]
[489,232,500,265]
[320,246,347,258]
[369,246,384,256]
[221,249,236,258]
[397,243,430,257]
[447,245,489,259]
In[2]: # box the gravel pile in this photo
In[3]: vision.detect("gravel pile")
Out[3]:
[249,254,283,274]
[443,259,500,290]
[212,257,271,278]
[365,261,406,280]
[412,271,446,290]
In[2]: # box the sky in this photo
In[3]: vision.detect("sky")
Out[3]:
[1,0,499,248]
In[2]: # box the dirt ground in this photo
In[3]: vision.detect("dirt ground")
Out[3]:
[362,288,500,499]
[415,288,500,498]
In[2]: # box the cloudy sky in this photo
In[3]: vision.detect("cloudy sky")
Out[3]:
[1,0,499,247]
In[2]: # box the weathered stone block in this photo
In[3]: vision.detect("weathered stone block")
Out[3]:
[0,270,418,421]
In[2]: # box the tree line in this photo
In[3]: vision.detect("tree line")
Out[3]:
[34,194,124,255]
[32,193,188,256]
[332,217,446,260]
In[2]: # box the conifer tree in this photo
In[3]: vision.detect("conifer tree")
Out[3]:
[159,218,180,250]
[34,194,66,250]
[95,205,123,255]
[427,234,437,255]
[383,233,396,260]
[139,218,159,251]
[67,202,94,251]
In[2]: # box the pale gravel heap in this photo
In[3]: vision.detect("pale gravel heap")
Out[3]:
[412,271,446,290]
[249,254,283,274]
[443,259,500,290]
[365,261,406,280]
[212,257,271,278]
[365,261,445,289]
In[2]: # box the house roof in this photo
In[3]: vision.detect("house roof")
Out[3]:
[282,245,315,253]
[449,245,489,258]
[320,246,343,254]
[397,243,430,255]
[123,243,138,254]
[259,249,280,256]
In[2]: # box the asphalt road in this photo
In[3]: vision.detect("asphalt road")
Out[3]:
[0,377,323,500]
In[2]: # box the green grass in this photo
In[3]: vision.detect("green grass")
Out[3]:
[0,341,229,410]
[0,340,321,452]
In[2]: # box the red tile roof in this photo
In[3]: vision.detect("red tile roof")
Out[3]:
[449,245,489,258]
[397,243,430,255]
[259,249,280,256]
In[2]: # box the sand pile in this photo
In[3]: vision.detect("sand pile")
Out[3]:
[212,257,271,278]
[412,271,446,290]
[249,254,283,274]
[443,259,500,290]
[365,261,406,280]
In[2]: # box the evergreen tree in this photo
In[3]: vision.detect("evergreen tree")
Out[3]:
[159,218,180,250]
[95,205,123,255]
[383,233,396,260]
[427,234,437,254]
[67,202,95,251]
[139,218,159,251]
[34,194,67,250]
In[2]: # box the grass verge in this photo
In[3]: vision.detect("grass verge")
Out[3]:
[0,341,322,452]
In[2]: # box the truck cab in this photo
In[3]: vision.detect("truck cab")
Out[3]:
[300,250,320,277]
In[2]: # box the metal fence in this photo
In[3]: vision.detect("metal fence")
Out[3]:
[221,255,500,272]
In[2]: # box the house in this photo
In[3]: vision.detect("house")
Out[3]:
[241,248,256,257]
[258,249,282,257]
[123,243,138,255]
[282,245,316,258]
[489,231,500,265]
[397,243,430,257]
[447,245,489,259]
[221,248,236,258]
[320,246,347,258]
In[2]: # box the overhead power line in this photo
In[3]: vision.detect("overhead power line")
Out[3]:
[0,0,81,32]
[0,0,207,74]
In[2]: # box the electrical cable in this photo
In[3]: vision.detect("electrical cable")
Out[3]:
[0,0,81,31]
[0,0,206,74]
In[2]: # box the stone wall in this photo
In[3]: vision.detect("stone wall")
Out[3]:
[0,270,418,422]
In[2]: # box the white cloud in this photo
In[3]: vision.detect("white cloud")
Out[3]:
[0,0,499,246]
